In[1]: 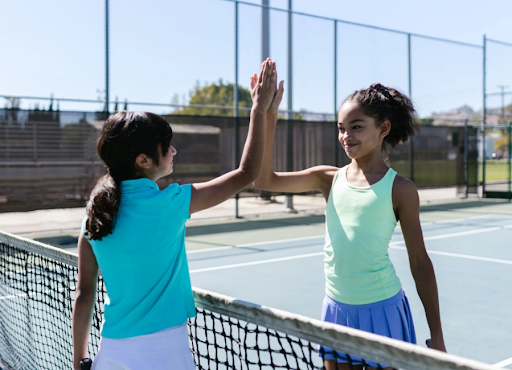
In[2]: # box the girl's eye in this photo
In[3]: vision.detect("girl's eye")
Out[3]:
[338,127,344,132]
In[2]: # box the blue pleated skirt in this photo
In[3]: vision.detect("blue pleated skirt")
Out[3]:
[319,289,416,368]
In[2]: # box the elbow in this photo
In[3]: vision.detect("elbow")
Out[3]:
[410,255,434,279]
[74,288,96,307]
[253,177,264,189]
[238,165,261,185]
[253,173,272,190]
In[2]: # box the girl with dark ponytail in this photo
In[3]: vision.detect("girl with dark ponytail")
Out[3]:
[72,59,281,370]
[255,80,446,369]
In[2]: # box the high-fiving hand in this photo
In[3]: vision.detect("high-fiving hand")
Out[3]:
[250,59,283,115]
[250,58,277,113]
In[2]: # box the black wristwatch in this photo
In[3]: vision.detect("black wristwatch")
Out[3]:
[80,358,93,370]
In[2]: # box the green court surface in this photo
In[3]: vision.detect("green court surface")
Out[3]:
[184,199,512,368]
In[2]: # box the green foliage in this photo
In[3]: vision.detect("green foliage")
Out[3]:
[417,118,434,126]
[176,80,252,117]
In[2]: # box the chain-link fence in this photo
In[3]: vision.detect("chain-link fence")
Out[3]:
[1,0,511,122]
[0,109,478,213]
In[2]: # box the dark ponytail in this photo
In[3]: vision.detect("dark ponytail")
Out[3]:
[344,83,419,148]
[85,111,173,240]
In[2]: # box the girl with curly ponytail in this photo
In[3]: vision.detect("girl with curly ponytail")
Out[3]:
[73,59,281,370]
[255,80,446,369]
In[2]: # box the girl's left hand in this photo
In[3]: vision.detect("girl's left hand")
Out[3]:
[251,61,284,117]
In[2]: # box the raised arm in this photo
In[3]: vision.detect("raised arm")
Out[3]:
[189,59,276,214]
[253,68,337,200]
[72,234,99,369]
[394,176,446,352]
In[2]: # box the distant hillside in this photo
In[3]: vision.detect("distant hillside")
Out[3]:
[429,103,512,125]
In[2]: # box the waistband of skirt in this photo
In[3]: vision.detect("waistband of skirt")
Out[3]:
[326,288,404,309]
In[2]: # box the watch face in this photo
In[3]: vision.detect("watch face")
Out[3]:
[80,358,92,370]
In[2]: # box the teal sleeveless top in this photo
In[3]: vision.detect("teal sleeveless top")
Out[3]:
[324,165,402,305]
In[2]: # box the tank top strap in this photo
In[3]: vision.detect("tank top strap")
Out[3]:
[383,167,398,193]
[331,166,348,187]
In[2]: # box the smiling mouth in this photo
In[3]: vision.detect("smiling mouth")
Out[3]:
[344,143,357,148]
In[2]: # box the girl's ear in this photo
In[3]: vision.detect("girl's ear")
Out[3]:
[380,120,391,138]
[135,153,152,169]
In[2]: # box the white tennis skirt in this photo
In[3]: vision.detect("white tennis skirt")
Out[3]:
[92,323,196,370]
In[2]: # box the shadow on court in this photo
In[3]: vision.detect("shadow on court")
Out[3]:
[420,199,512,213]
[186,214,325,237]
[35,235,78,249]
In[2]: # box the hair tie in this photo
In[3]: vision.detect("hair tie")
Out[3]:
[369,83,392,99]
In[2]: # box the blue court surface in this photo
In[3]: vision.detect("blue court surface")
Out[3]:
[187,213,512,368]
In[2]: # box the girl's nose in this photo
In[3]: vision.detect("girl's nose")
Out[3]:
[169,145,177,155]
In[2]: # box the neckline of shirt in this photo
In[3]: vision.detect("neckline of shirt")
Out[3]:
[343,166,391,190]
[120,177,159,192]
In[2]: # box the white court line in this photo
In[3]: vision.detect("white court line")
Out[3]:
[187,215,511,255]
[189,218,512,273]
[390,246,512,265]
[418,214,497,227]
[189,252,324,274]
[492,356,512,369]
[186,235,324,254]
[0,292,27,300]
[391,225,512,245]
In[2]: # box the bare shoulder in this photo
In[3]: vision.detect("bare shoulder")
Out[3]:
[310,165,339,189]
[297,165,339,198]
[308,165,339,178]
[392,174,419,206]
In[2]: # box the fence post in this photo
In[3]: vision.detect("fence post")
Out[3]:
[464,119,469,198]
[333,20,339,167]
[234,1,240,218]
[407,33,414,182]
[105,0,110,114]
[33,122,37,161]
[6,125,9,159]
[482,34,487,197]
[285,0,294,212]
[508,122,511,201]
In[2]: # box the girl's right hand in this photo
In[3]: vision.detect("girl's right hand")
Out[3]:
[252,61,284,118]
[250,59,277,113]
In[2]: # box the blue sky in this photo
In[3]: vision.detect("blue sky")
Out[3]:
[1,0,512,117]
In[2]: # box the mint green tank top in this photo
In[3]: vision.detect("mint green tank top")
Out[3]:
[324,165,402,305]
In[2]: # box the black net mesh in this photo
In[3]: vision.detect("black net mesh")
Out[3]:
[0,233,496,370]
[188,307,387,370]
[0,241,104,370]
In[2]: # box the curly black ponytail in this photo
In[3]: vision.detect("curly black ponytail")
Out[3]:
[344,83,419,148]
[85,111,173,241]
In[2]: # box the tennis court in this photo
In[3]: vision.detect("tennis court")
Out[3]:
[185,200,512,368]
[1,198,512,369]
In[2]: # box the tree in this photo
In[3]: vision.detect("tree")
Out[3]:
[417,118,434,126]
[176,80,253,117]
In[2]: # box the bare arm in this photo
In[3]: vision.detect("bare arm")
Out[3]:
[394,176,446,352]
[189,59,276,214]
[72,234,99,369]
[253,76,337,199]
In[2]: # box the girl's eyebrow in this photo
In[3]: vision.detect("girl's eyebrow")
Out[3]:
[338,118,365,126]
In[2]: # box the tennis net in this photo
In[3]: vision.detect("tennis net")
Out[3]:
[0,230,496,370]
